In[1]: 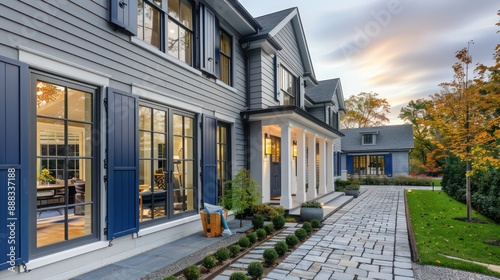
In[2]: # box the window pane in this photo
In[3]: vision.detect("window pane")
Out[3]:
[139,106,152,130]
[173,136,182,159]
[184,138,193,159]
[69,204,92,239]
[184,116,193,136]
[179,28,192,65]
[139,131,151,158]
[139,159,152,187]
[68,88,92,122]
[180,0,192,29]
[36,81,65,118]
[167,19,179,58]
[220,55,230,85]
[153,109,166,132]
[153,133,165,159]
[144,3,161,49]
[168,0,180,20]
[68,122,92,157]
[173,114,183,135]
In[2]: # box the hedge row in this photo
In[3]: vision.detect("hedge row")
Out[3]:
[337,176,432,186]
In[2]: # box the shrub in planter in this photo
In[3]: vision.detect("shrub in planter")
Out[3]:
[345,184,360,198]
[335,179,351,190]
[295,228,307,241]
[239,236,250,248]
[263,248,278,266]
[229,272,249,280]
[302,222,312,233]
[274,241,288,255]
[247,262,264,280]
[285,234,299,247]
[300,201,323,222]
[247,232,257,244]
[163,276,178,280]
[215,247,230,263]
[311,219,321,229]
[228,244,241,257]
[202,255,217,271]
[252,214,265,229]
[264,224,274,235]
[256,228,267,240]
[183,265,200,280]
[272,215,286,230]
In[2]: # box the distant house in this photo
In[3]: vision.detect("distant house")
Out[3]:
[340,124,414,177]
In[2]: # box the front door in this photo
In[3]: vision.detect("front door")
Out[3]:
[270,136,281,198]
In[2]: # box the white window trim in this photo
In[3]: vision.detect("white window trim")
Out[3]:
[18,46,110,86]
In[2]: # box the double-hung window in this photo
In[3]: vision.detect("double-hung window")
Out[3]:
[219,29,232,85]
[137,0,193,65]
[280,66,297,106]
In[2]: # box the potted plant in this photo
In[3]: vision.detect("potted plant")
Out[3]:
[300,200,323,222]
[38,168,55,185]
[345,183,360,198]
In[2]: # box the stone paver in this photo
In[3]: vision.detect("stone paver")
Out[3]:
[263,186,415,279]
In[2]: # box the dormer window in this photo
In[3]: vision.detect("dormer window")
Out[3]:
[360,131,378,145]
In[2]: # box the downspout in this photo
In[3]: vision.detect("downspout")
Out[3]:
[243,42,251,170]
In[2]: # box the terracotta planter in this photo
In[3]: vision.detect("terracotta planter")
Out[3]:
[345,189,360,198]
[300,207,323,222]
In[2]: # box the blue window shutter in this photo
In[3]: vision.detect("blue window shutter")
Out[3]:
[337,152,342,175]
[0,56,29,270]
[346,155,353,176]
[106,88,139,239]
[202,115,217,205]
[199,4,217,77]
[110,0,138,35]
[384,154,392,177]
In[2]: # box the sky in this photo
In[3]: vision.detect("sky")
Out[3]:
[238,0,499,124]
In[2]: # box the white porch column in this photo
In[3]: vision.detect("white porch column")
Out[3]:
[327,140,334,192]
[296,129,306,204]
[280,123,292,209]
[307,134,317,199]
[318,138,327,195]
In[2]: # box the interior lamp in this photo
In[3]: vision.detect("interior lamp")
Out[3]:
[293,141,297,158]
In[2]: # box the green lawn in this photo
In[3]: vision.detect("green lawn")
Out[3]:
[431,179,442,186]
[407,190,500,277]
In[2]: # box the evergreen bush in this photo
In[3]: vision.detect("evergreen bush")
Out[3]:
[215,247,230,263]
[272,215,286,230]
[311,219,321,229]
[228,244,241,257]
[252,214,265,229]
[302,222,312,233]
[229,272,249,280]
[262,248,278,266]
[247,262,264,280]
[274,241,288,255]
[202,255,217,271]
[183,265,200,280]
[246,232,257,244]
[285,234,299,247]
[264,224,274,235]
[239,236,250,248]
[295,228,307,241]
[256,228,267,240]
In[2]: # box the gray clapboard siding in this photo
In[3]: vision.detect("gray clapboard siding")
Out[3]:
[274,21,304,76]
[0,0,249,170]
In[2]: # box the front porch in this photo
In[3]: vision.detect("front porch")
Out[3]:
[244,106,344,210]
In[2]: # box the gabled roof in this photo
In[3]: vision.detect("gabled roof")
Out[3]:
[340,124,414,152]
[241,7,317,84]
[306,78,340,103]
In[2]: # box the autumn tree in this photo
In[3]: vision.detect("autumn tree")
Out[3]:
[426,43,500,220]
[341,92,391,128]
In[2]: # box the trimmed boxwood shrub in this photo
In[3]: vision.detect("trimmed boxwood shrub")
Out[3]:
[302,222,312,233]
[215,247,230,263]
[285,234,299,247]
[252,214,265,229]
[256,228,267,240]
[239,236,250,248]
[251,204,285,220]
[295,228,307,241]
[311,219,321,229]
[163,276,178,280]
[229,272,249,280]
[274,241,288,255]
[264,224,274,235]
[228,244,241,257]
[202,255,217,271]
[247,232,257,244]
[263,248,278,266]
[183,265,200,280]
[272,215,286,230]
[247,261,264,280]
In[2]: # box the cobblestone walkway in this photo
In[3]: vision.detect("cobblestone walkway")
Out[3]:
[265,186,414,280]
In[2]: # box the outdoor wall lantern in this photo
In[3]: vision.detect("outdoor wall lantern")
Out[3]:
[265,134,272,155]
[293,141,297,158]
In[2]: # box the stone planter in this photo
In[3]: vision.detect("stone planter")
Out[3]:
[345,189,360,198]
[300,207,324,222]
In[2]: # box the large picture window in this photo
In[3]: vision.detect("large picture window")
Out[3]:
[352,155,385,176]
[137,0,193,65]
[280,66,297,106]
[34,76,96,249]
